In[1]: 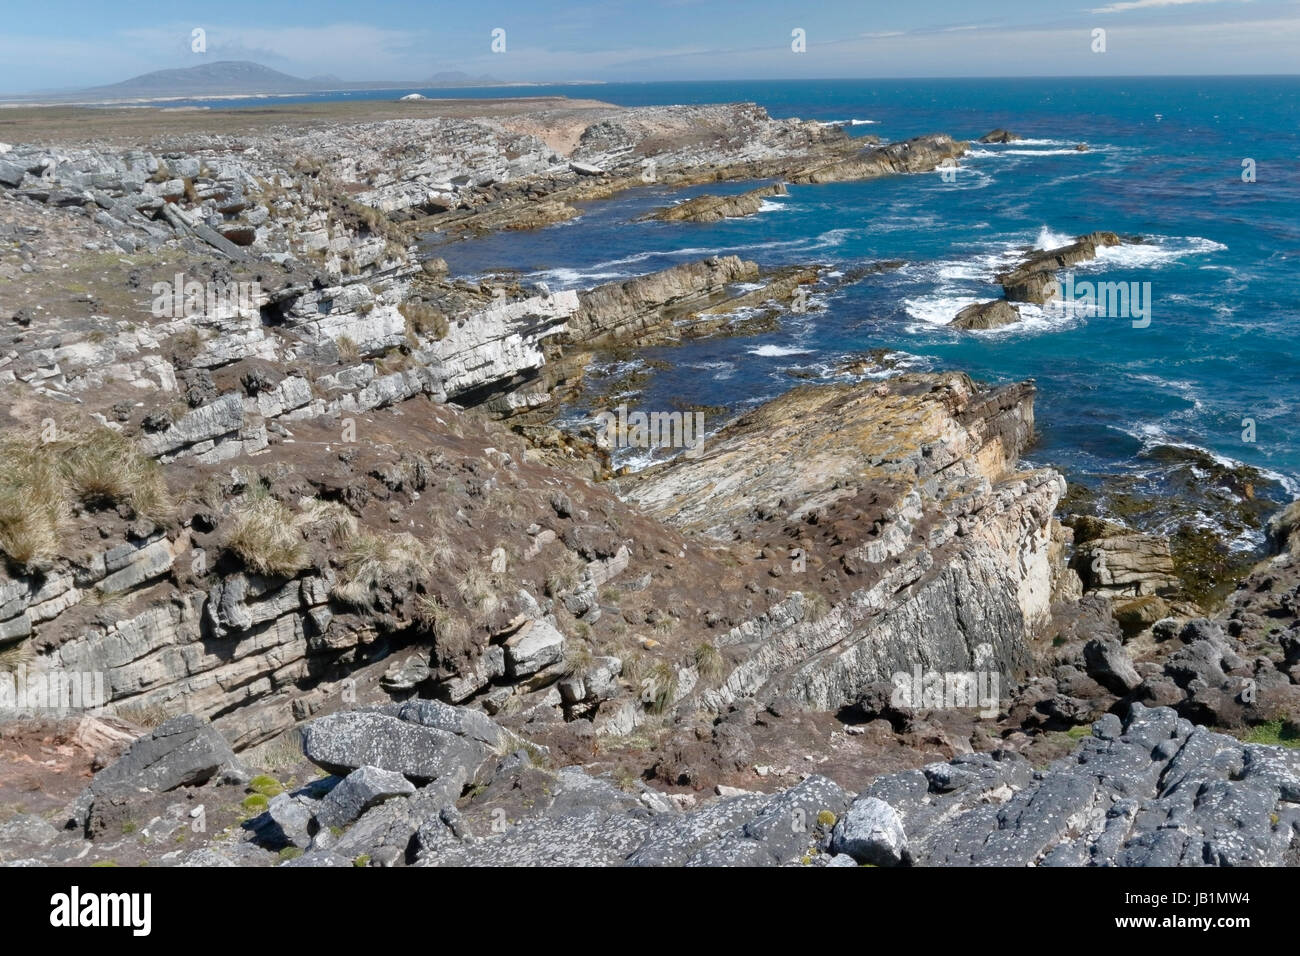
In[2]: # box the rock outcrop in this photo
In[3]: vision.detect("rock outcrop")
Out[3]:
[998,231,1123,304]
[949,298,1021,330]
[623,373,1067,713]
[787,134,968,185]
[643,182,787,223]
[562,255,760,345]
[977,129,1021,143]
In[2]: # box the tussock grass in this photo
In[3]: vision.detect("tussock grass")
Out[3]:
[299,498,358,545]
[0,426,171,569]
[564,642,593,677]
[694,641,725,684]
[645,660,679,715]
[457,564,500,617]
[335,334,361,363]
[399,300,449,342]
[334,531,430,607]
[0,442,63,567]
[62,428,169,518]
[226,491,310,578]
[804,591,832,623]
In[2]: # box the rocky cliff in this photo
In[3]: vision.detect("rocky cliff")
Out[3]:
[622,374,1065,713]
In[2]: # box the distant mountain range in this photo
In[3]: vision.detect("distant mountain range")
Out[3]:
[63,60,506,100]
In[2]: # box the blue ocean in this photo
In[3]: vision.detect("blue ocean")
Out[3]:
[202,78,1300,547]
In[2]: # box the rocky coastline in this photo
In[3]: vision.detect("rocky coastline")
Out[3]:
[1,102,1297,868]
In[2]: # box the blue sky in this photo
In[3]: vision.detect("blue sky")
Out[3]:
[2,0,1298,92]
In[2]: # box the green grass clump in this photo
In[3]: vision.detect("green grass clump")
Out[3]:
[248,774,284,798]
[1242,719,1300,748]
[242,793,270,812]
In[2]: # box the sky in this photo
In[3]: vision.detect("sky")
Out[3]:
[1,0,1298,93]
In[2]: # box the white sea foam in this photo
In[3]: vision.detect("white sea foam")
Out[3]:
[748,344,814,357]
[1034,225,1074,250]
[525,266,630,286]
[903,294,982,327]
[1092,235,1226,268]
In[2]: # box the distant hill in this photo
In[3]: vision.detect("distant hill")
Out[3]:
[75,60,506,100]
[85,61,323,96]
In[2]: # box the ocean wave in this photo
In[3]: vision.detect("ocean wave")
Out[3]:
[902,294,982,327]
[1092,235,1226,269]
[987,148,1096,158]
[1115,423,1300,497]
[748,344,814,357]
[524,266,631,286]
[1035,225,1074,250]
[818,118,878,127]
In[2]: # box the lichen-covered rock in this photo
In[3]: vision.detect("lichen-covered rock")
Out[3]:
[315,766,416,829]
[302,711,485,781]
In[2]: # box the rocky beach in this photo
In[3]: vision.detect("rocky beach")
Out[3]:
[1,93,1298,871]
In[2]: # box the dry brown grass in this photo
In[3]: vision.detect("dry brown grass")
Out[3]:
[399,300,450,342]
[457,563,500,617]
[0,426,171,569]
[333,530,430,607]
[225,491,311,578]
[335,335,361,363]
[414,595,473,659]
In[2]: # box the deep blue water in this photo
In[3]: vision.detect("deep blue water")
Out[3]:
[170,78,1300,542]
[408,77,1300,546]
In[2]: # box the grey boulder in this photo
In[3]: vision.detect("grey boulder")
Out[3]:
[831,796,911,866]
[90,714,243,794]
[316,766,416,829]
[303,711,485,781]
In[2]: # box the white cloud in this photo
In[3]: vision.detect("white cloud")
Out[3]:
[1090,0,1250,16]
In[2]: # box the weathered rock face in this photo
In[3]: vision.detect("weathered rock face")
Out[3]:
[302,711,486,781]
[88,713,244,794]
[644,182,787,223]
[624,373,1067,713]
[950,298,1021,330]
[787,134,968,185]
[65,713,246,838]
[1267,499,1300,556]
[866,705,1300,866]
[977,129,1021,144]
[423,289,580,401]
[562,255,760,345]
[1071,532,1181,598]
